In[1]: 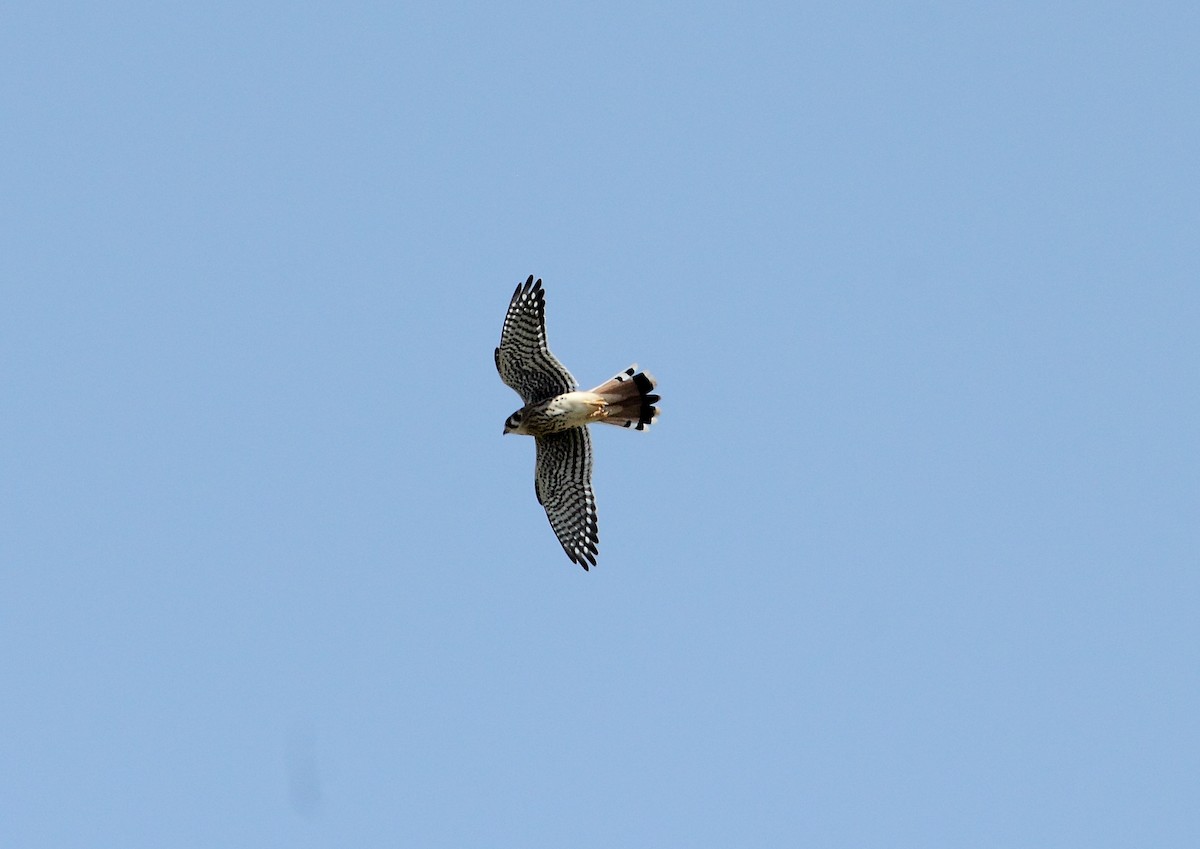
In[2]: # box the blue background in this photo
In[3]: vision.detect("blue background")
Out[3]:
[3,2,1197,846]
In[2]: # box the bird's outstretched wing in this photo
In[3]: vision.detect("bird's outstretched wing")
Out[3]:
[495,276,577,404]
[534,427,598,569]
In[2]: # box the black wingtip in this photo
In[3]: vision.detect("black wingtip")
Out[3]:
[566,543,598,570]
[513,275,536,301]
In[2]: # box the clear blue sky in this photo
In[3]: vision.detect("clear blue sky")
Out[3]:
[3,2,1197,847]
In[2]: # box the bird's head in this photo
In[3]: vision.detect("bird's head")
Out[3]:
[503,410,527,435]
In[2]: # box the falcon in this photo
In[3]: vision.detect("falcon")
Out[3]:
[496,275,660,569]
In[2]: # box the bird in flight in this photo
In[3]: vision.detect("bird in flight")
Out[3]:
[496,276,660,569]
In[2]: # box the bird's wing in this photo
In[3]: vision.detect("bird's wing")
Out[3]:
[495,276,577,405]
[534,427,598,569]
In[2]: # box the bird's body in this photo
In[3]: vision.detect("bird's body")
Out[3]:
[495,276,660,569]
[504,391,606,436]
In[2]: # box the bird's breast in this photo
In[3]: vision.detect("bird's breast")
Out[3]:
[525,392,604,434]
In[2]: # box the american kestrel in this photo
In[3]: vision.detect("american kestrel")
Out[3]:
[496,275,660,569]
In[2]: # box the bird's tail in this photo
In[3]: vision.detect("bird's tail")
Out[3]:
[588,365,660,431]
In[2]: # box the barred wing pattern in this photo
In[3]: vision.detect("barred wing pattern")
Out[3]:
[495,276,577,404]
[534,427,599,568]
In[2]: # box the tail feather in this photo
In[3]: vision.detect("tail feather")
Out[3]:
[589,365,661,431]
